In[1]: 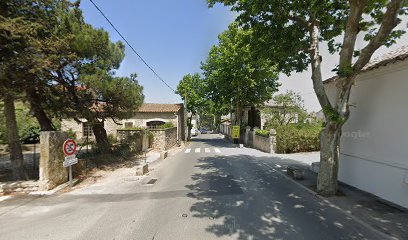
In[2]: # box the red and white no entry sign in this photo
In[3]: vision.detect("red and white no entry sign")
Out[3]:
[63,139,77,156]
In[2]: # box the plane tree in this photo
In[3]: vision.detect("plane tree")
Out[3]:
[176,73,207,139]
[209,0,408,194]
[201,23,279,126]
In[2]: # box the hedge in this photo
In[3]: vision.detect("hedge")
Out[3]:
[276,124,321,153]
[255,129,270,137]
[158,122,175,129]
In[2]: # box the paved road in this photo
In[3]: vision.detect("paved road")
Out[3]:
[0,134,383,240]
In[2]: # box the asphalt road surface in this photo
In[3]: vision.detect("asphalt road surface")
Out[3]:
[0,134,383,240]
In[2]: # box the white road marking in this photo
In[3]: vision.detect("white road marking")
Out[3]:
[195,148,200,153]
[205,148,210,153]
[214,148,221,153]
[184,148,191,153]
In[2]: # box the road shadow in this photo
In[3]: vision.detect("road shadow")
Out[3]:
[185,154,382,240]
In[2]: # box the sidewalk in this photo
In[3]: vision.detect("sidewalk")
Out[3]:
[260,151,408,240]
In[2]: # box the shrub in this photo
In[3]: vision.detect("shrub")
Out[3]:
[276,124,322,153]
[122,126,145,130]
[107,134,118,144]
[255,129,270,137]
[20,125,41,143]
[67,128,77,140]
[158,122,175,129]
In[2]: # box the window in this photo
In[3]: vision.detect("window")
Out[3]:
[146,121,165,129]
[82,122,93,137]
[124,122,134,129]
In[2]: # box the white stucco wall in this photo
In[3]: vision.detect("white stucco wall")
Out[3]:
[325,60,408,208]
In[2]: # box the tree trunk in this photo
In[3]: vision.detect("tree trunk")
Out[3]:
[3,94,25,180]
[26,88,55,131]
[317,122,343,195]
[92,122,111,154]
[235,102,242,126]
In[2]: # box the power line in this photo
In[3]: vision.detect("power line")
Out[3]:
[89,0,176,93]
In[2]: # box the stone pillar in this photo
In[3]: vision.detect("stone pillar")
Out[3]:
[39,131,69,191]
[253,127,259,141]
[269,129,277,153]
[245,126,251,145]
[142,130,148,151]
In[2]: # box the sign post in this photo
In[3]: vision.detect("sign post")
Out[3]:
[232,126,240,139]
[63,139,78,186]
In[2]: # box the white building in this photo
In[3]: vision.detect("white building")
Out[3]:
[324,46,408,208]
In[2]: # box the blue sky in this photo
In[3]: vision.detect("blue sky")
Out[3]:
[80,1,408,112]
[80,0,235,104]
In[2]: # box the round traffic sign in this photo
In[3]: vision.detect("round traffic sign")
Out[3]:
[63,139,77,156]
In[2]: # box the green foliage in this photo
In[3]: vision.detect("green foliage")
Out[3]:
[263,90,308,129]
[323,106,345,124]
[108,134,119,145]
[176,73,206,115]
[67,128,77,140]
[19,125,41,144]
[0,102,41,143]
[122,126,145,131]
[201,23,279,124]
[157,122,175,129]
[112,143,132,159]
[208,1,408,76]
[276,124,322,154]
[255,129,269,138]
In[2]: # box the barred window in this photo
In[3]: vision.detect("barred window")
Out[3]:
[82,122,93,137]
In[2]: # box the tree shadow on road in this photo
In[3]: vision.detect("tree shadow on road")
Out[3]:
[185,154,381,240]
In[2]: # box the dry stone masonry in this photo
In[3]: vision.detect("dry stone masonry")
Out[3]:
[39,131,69,191]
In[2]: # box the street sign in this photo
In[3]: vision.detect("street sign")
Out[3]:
[63,139,77,187]
[63,139,77,156]
[63,155,78,167]
[232,125,240,139]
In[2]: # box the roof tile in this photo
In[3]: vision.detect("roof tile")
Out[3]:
[137,103,183,113]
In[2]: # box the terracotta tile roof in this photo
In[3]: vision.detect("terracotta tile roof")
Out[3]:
[137,103,183,113]
[324,45,408,84]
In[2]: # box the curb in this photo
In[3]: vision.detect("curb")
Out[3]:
[257,160,397,240]
[29,179,79,196]
[0,196,11,203]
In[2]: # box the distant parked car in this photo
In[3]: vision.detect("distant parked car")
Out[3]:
[191,128,199,136]
[200,128,208,134]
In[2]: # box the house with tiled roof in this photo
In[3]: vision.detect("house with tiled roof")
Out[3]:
[323,45,408,209]
[61,103,185,141]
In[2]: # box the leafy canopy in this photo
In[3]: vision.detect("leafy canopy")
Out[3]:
[201,23,279,111]
[176,73,206,115]
[208,0,408,76]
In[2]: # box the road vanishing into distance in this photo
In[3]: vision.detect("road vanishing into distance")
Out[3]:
[0,134,383,240]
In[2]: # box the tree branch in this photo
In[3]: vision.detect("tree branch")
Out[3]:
[288,14,311,30]
[338,0,367,73]
[353,0,404,71]
[309,23,332,110]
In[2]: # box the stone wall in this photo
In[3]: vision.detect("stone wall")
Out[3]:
[117,130,146,152]
[254,135,272,153]
[61,110,184,142]
[61,118,119,140]
[39,131,68,191]
[150,127,177,151]
[244,128,277,153]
